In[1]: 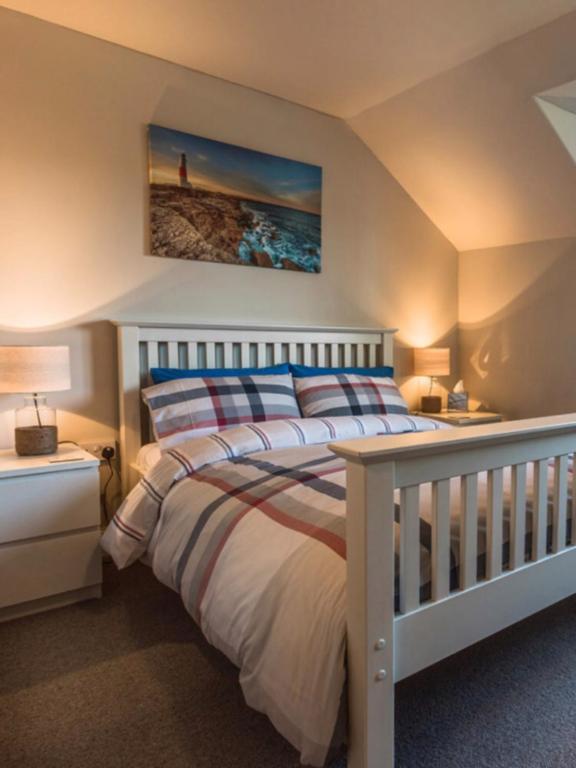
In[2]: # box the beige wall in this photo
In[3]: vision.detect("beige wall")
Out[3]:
[459,237,576,419]
[348,10,576,251]
[0,9,458,449]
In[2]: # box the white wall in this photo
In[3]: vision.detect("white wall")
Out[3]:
[0,8,458,449]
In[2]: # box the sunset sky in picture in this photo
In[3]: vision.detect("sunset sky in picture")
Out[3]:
[149,124,322,215]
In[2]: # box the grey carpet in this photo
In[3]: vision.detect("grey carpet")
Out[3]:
[1,563,576,768]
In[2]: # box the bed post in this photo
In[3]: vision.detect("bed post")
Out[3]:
[346,459,396,768]
[116,324,141,497]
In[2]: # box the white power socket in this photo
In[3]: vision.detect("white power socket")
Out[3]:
[80,441,118,463]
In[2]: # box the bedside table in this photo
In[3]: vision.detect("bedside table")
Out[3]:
[0,445,102,621]
[414,410,503,427]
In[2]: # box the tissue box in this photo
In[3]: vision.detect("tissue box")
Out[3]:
[448,392,469,411]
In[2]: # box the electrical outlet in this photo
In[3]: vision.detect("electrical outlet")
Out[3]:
[80,441,118,463]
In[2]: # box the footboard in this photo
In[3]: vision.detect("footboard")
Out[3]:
[330,414,576,768]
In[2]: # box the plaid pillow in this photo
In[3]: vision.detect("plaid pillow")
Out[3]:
[294,374,408,418]
[143,373,301,449]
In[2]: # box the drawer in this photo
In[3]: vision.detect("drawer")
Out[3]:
[0,467,99,544]
[0,530,102,608]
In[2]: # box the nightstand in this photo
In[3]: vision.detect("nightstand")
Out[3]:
[0,445,102,621]
[414,410,503,427]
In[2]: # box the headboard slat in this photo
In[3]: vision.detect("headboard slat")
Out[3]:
[167,342,178,368]
[187,342,197,368]
[148,342,159,371]
[206,342,216,368]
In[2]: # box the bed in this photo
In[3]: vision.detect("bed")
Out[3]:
[106,321,576,768]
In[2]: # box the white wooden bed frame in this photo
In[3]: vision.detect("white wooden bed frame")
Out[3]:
[115,321,576,768]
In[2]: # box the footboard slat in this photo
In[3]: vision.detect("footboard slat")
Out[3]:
[553,455,568,553]
[533,460,548,561]
[510,464,527,570]
[431,479,450,601]
[400,485,420,613]
[460,474,478,590]
[486,468,504,579]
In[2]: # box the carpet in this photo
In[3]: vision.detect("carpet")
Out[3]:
[1,562,576,768]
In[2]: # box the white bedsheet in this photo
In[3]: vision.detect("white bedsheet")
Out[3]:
[135,442,162,473]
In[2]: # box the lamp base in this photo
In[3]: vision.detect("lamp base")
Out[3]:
[420,395,442,414]
[15,426,58,456]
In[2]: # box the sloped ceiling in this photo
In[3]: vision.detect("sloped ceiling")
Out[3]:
[348,11,576,251]
[2,0,576,118]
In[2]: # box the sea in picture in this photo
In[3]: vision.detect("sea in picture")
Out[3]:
[148,125,322,273]
[238,201,321,272]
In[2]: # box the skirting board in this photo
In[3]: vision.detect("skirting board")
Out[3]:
[394,547,576,681]
[0,584,102,623]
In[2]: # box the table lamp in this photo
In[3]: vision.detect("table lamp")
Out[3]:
[413,347,450,413]
[0,346,71,456]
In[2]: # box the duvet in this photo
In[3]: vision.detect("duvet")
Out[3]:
[101,414,445,765]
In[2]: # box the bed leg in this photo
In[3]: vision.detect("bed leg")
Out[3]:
[346,461,396,768]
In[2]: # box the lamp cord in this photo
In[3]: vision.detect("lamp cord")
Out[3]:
[32,393,42,427]
[428,377,439,397]
[101,457,116,524]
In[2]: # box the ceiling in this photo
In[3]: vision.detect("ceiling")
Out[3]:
[3,0,576,118]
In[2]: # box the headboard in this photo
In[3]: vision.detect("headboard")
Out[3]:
[115,321,397,495]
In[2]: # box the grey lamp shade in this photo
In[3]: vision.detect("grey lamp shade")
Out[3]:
[0,346,71,393]
[413,347,450,377]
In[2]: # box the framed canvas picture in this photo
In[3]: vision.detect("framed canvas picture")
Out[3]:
[148,124,322,273]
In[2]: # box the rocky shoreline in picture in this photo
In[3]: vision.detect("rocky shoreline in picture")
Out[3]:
[150,184,320,272]
[148,125,322,273]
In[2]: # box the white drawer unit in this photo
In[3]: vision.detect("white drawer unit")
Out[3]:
[0,446,102,621]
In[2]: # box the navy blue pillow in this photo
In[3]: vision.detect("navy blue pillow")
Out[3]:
[150,362,290,384]
[290,364,394,378]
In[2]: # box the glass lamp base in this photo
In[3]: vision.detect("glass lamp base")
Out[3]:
[15,426,58,456]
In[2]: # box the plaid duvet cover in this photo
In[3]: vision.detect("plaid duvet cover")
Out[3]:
[101,414,444,765]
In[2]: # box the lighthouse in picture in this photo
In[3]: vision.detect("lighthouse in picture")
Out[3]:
[178,153,191,188]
